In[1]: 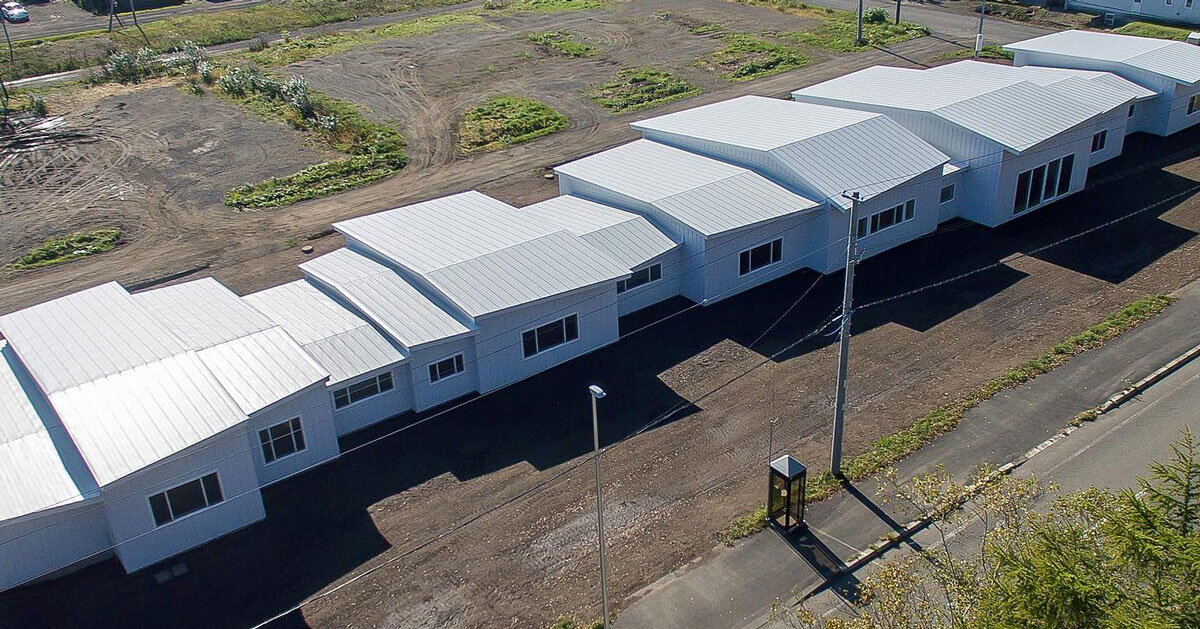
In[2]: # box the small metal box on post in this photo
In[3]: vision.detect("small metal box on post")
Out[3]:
[767,455,807,532]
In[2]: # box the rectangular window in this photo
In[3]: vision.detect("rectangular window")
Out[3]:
[522,314,579,358]
[738,239,783,276]
[939,184,955,204]
[333,372,393,409]
[258,418,306,463]
[1189,95,1199,116]
[1090,130,1107,153]
[428,353,465,383]
[859,199,917,237]
[616,263,662,293]
[149,473,224,527]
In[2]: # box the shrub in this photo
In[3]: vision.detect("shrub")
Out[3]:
[864,7,888,24]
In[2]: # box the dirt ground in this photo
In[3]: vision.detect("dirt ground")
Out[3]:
[2,129,1199,629]
[0,0,993,312]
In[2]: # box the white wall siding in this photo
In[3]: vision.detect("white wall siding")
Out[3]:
[102,427,265,573]
[0,501,111,591]
[330,364,414,435]
[473,285,619,393]
[409,337,480,412]
[247,384,340,485]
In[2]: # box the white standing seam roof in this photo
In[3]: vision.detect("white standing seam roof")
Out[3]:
[519,195,681,270]
[632,96,950,208]
[791,65,1135,154]
[0,342,94,521]
[300,248,474,349]
[1003,30,1200,86]
[554,139,822,237]
[245,280,408,386]
[334,191,634,318]
[134,278,330,416]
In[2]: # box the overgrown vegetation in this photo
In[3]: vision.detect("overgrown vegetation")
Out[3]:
[937,44,1014,61]
[702,32,811,80]
[457,95,568,153]
[214,66,407,210]
[719,294,1175,543]
[1114,21,1193,41]
[3,0,472,81]
[785,12,930,52]
[587,68,699,111]
[228,13,485,67]
[526,30,596,57]
[781,430,1200,627]
[9,229,122,269]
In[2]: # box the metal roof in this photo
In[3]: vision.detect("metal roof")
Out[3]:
[0,341,94,521]
[245,280,408,386]
[632,96,949,208]
[555,139,822,237]
[333,191,556,275]
[300,248,474,349]
[519,195,680,269]
[1003,30,1200,85]
[135,279,329,416]
[423,230,631,317]
[792,65,1130,154]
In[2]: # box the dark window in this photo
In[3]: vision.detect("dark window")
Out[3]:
[523,315,579,358]
[429,353,466,383]
[939,185,955,204]
[739,239,783,276]
[617,263,662,293]
[1058,154,1075,196]
[333,372,393,409]
[1014,170,1031,214]
[259,417,305,463]
[149,473,223,527]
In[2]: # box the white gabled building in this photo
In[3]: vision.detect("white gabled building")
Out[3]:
[630,95,954,268]
[1005,30,1200,137]
[792,62,1141,227]
[555,139,824,304]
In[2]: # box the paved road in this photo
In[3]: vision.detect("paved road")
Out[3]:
[617,277,1200,629]
[804,353,1200,623]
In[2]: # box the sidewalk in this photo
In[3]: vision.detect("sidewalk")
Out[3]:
[616,277,1200,629]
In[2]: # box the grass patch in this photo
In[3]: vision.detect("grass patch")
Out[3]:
[1113,21,1192,41]
[718,294,1176,542]
[229,13,485,67]
[458,95,568,153]
[9,229,121,269]
[587,68,699,112]
[702,33,811,80]
[214,67,407,210]
[526,31,596,57]
[2,0,471,81]
[785,13,930,52]
[937,45,1014,61]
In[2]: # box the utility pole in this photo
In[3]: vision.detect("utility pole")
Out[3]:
[831,192,861,477]
[589,385,611,628]
[974,0,986,60]
[857,0,865,46]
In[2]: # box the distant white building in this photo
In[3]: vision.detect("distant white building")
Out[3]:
[792,61,1142,226]
[1004,30,1200,136]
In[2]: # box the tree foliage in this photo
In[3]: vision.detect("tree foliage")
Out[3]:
[778,429,1200,628]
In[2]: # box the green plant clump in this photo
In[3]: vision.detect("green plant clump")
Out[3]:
[704,33,811,80]
[588,68,699,112]
[458,95,568,153]
[10,229,122,269]
[526,30,596,57]
[1113,21,1193,41]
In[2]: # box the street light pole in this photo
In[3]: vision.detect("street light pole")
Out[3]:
[589,385,610,628]
[831,193,861,477]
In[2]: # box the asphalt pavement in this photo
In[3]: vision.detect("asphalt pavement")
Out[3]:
[616,277,1200,629]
